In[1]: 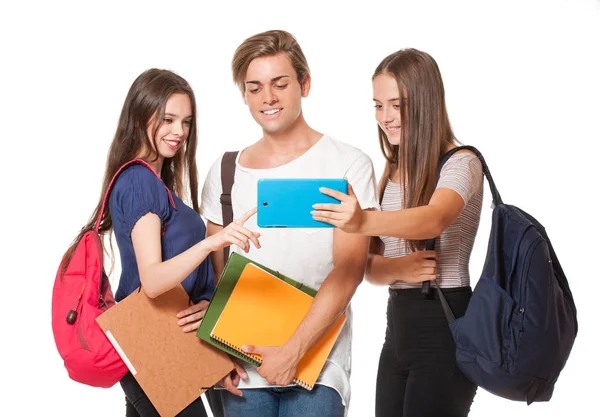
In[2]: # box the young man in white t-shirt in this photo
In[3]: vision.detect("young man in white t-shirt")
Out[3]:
[200,30,379,417]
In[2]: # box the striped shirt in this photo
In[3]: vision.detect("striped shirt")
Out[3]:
[381,152,484,289]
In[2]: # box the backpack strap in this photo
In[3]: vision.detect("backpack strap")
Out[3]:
[220,151,239,261]
[94,159,176,232]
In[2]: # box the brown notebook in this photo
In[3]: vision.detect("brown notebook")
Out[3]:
[96,284,233,417]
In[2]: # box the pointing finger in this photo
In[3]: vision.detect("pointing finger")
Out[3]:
[235,208,258,225]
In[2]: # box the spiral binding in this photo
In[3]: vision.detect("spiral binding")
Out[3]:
[211,334,261,366]
[210,334,313,390]
[294,377,311,391]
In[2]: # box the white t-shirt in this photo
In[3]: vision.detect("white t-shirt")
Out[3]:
[200,135,379,407]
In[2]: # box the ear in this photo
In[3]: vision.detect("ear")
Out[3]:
[301,74,311,98]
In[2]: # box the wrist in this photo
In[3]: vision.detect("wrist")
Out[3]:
[198,237,214,254]
[389,256,407,284]
[283,337,305,364]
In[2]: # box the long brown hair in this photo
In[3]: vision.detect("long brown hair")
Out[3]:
[373,49,457,251]
[60,68,199,275]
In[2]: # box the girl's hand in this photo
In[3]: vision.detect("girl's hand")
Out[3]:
[205,208,261,253]
[176,300,209,333]
[217,360,248,397]
[398,250,438,284]
[311,183,365,234]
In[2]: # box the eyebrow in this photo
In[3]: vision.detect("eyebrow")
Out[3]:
[245,75,291,85]
[165,112,192,119]
[373,98,401,103]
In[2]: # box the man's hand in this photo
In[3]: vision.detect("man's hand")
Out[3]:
[242,344,300,386]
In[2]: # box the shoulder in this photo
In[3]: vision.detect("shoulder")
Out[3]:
[110,164,170,211]
[322,136,374,166]
[442,149,483,177]
[201,153,231,200]
[113,164,163,191]
[109,164,173,232]
[322,136,379,208]
[205,153,228,181]
[437,148,484,203]
[447,149,482,165]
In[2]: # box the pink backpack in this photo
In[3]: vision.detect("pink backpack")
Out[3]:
[52,159,175,387]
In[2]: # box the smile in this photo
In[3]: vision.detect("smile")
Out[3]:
[262,108,282,115]
[163,139,181,150]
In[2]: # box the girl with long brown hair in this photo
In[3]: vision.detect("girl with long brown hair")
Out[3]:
[62,68,260,417]
[312,49,482,416]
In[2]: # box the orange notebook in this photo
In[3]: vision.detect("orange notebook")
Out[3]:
[210,263,346,390]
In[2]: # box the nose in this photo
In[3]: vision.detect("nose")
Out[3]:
[262,86,278,106]
[172,121,184,137]
[382,107,395,125]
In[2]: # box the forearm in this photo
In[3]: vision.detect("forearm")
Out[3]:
[360,206,445,239]
[285,263,364,358]
[139,240,212,298]
[366,253,403,286]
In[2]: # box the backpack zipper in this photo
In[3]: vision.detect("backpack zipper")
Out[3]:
[509,234,544,373]
[66,283,86,325]
[518,235,545,325]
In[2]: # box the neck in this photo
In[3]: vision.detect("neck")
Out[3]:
[137,151,164,177]
[149,157,164,177]
[260,112,320,153]
[261,113,320,146]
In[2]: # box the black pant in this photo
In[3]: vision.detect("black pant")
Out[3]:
[120,372,208,417]
[375,287,477,417]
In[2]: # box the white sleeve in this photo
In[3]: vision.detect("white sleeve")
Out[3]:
[200,155,224,225]
[344,149,380,210]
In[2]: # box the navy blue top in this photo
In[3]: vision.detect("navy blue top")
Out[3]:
[109,165,215,303]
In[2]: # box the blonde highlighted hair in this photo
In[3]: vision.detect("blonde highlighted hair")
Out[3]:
[232,30,310,92]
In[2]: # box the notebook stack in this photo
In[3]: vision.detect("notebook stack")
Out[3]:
[196,253,346,390]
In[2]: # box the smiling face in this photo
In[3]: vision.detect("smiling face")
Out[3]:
[372,72,404,146]
[147,93,192,160]
[242,52,310,135]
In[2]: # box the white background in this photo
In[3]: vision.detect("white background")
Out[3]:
[1,0,598,416]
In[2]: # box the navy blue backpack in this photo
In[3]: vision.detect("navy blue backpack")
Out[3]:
[423,146,578,404]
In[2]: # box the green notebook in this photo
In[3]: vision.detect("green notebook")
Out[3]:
[196,252,316,364]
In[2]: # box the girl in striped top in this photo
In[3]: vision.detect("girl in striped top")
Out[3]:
[312,49,483,417]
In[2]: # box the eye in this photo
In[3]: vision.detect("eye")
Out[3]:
[393,105,402,110]
[164,118,173,123]
[184,120,192,126]
[249,88,260,94]
[275,84,288,90]
[374,104,382,109]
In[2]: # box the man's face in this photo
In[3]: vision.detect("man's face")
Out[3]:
[243,52,309,135]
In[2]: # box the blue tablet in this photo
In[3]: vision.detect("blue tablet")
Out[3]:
[257,178,348,228]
